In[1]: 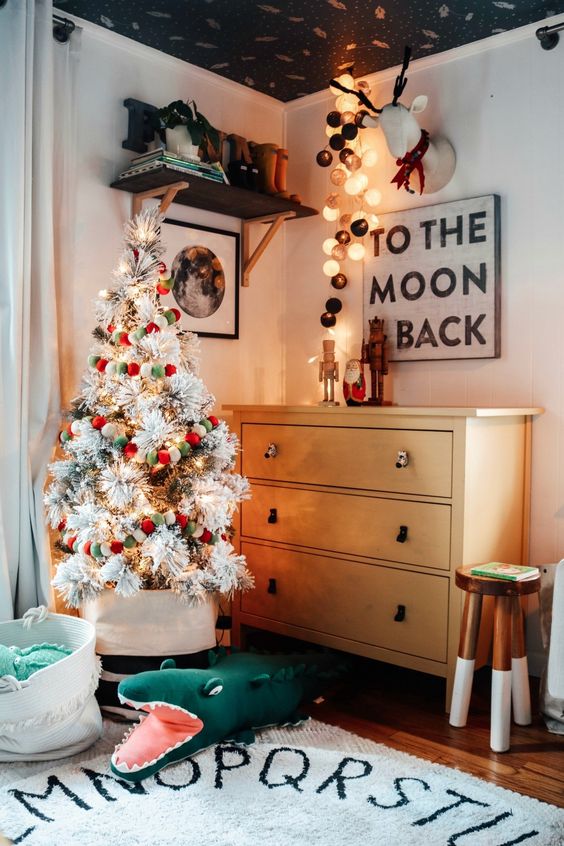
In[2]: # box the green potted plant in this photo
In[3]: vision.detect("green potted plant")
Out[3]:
[151,99,220,162]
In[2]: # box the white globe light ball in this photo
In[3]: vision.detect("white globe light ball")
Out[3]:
[322,206,339,221]
[329,73,355,96]
[348,243,366,261]
[322,238,338,255]
[323,259,341,277]
[365,187,382,207]
[325,125,339,138]
[335,93,358,113]
[344,175,363,196]
[358,173,369,190]
[367,213,380,226]
[362,148,379,168]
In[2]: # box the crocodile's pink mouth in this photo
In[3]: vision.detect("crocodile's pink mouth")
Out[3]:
[111,696,204,775]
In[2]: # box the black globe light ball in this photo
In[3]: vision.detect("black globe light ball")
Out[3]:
[326,110,342,128]
[339,147,354,164]
[331,273,348,290]
[341,123,358,141]
[316,149,333,167]
[350,218,369,237]
[329,133,346,151]
[326,297,343,315]
[320,311,337,328]
[354,109,369,127]
[335,229,351,245]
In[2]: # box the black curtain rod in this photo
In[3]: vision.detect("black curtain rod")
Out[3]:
[536,20,564,50]
[53,14,76,43]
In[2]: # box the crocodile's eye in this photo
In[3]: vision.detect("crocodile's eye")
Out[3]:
[202,677,224,696]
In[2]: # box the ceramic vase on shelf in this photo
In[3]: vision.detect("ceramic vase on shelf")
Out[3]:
[165,125,200,160]
[80,589,217,717]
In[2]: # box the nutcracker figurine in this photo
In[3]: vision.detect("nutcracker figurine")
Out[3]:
[318,339,339,406]
[362,317,389,405]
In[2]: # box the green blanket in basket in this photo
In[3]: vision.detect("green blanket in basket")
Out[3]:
[0,643,72,681]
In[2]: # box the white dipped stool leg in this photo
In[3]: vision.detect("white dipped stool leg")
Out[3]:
[449,592,482,727]
[511,597,531,725]
[491,595,512,752]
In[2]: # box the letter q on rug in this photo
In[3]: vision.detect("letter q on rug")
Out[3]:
[0,721,562,846]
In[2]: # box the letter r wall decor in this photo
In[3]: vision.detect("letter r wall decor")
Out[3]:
[363,195,500,362]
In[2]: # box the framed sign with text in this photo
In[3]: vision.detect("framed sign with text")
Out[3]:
[363,195,500,361]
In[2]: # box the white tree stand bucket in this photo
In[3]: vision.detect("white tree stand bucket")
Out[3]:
[80,590,217,718]
[0,607,102,761]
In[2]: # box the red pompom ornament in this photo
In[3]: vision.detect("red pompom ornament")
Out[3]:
[92,416,107,430]
[95,359,109,373]
[157,449,171,465]
[124,442,138,458]
[146,322,160,334]
[170,308,181,322]
[57,519,66,532]
[66,535,77,550]
[156,284,170,295]
[110,540,124,554]
[127,362,140,376]
[83,540,92,556]
[200,528,212,544]
[107,324,115,333]
[184,432,201,448]
[119,332,132,346]
[208,415,219,428]
[165,364,176,377]
[133,249,139,259]
[141,518,156,535]
[176,513,188,530]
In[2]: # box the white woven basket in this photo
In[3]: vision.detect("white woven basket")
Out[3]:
[0,607,102,761]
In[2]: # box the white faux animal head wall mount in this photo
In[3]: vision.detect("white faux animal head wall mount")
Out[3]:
[330,47,456,195]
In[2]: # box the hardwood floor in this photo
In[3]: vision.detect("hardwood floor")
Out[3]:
[304,657,564,808]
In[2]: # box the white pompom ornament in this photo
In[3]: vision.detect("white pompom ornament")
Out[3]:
[164,510,176,526]
[140,363,153,378]
[168,446,181,464]
[70,420,82,435]
[128,332,137,346]
[101,422,117,440]
[192,524,204,538]
[105,361,118,376]
[133,528,147,543]
[100,541,112,557]
[154,314,169,331]
[192,424,208,438]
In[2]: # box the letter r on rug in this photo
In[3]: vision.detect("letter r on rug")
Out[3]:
[316,756,373,800]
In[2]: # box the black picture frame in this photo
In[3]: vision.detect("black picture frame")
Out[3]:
[162,217,240,340]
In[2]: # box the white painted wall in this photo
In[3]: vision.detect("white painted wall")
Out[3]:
[284,21,564,669]
[59,16,286,412]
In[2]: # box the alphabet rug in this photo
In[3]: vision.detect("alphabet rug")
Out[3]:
[0,720,562,845]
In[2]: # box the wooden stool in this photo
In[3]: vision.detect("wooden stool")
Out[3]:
[449,566,541,752]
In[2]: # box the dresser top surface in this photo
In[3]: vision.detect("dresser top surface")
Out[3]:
[223,405,544,418]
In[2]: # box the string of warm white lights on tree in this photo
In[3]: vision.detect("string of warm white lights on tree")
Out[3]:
[315,71,382,328]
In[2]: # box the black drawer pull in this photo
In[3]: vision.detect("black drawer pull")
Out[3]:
[396,525,408,543]
[267,508,278,524]
[264,443,278,459]
[394,604,406,622]
[267,578,277,594]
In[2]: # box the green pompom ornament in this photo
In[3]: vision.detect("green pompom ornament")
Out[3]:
[164,310,176,325]
[184,521,196,536]
[152,364,165,378]
[199,419,213,433]
[116,361,128,375]
[112,330,122,344]
[88,354,100,368]
[178,441,190,457]
[209,533,220,545]
[114,435,129,449]
[146,450,159,466]
[91,542,102,558]
[60,430,71,443]
[123,535,137,549]
[151,513,165,526]
[133,327,147,341]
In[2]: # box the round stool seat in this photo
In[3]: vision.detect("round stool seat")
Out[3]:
[455,567,540,597]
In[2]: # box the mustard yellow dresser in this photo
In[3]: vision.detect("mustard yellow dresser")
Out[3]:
[225,406,542,705]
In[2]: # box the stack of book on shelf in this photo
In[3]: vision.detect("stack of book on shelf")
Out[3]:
[470,562,540,582]
[119,149,229,185]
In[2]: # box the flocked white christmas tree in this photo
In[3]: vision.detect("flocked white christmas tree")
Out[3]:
[45,208,252,607]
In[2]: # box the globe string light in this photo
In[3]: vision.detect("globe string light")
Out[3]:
[315,70,381,328]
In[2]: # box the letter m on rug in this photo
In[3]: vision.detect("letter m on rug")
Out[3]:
[9,775,91,823]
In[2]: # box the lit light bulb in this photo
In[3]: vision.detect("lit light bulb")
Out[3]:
[367,213,380,226]
[329,73,355,96]
[344,153,362,171]
[358,173,369,190]
[340,111,356,125]
[98,289,109,298]
[335,93,358,113]
[323,206,339,221]
[331,244,347,261]
[344,175,364,196]
[322,238,338,255]
[323,259,341,277]
[365,188,382,206]
[362,148,379,167]
[348,242,366,261]
[339,213,352,227]
[330,168,347,187]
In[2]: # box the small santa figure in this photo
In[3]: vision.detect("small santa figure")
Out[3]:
[342,359,366,406]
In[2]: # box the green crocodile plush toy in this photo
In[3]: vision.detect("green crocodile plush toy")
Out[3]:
[0,642,72,681]
[111,649,344,782]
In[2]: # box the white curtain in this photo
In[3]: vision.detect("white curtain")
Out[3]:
[0,0,81,620]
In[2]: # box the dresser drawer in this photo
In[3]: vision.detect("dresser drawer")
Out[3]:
[241,485,451,570]
[241,543,448,663]
[241,423,452,497]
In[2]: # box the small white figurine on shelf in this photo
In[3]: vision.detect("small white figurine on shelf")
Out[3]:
[319,339,339,406]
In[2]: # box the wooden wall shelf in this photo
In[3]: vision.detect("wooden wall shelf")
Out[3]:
[110,166,318,286]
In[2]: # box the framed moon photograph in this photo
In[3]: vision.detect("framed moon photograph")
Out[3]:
[162,218,240,339]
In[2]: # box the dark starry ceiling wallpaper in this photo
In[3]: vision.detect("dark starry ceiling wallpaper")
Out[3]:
[57,0,563,101]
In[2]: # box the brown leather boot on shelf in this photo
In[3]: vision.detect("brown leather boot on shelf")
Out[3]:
[274,148,290,199]
[250,142,279,194]
[226,133,254,189]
